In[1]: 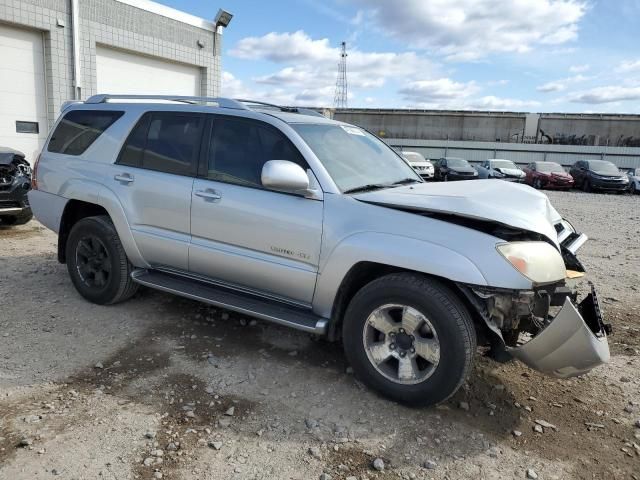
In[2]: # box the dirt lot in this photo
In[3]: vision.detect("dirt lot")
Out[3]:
[1,190,639,480]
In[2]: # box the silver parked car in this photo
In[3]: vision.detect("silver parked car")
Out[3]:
[29,94,610,406]
[400,151,434,180]
[476,158,526,182]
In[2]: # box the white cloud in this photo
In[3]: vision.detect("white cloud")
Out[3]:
[220,71,252,98]
[351,0,587,61]
[230,31,335,63]
[469,96,541,110]
[537,74,589,93]
[568,85,640,104]
[617,59,640,73]
[230,30,439,106]
[487,79,509,86]
[399,78,480,103]
[569,64,590,73]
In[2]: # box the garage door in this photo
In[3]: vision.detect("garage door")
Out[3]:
[0,24,47,164]
[96,46,201,97]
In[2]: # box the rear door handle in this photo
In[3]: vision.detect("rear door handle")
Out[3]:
[114,173,134,184]
[195,189,222,201]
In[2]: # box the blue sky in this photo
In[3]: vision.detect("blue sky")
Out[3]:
[159,0,640,113]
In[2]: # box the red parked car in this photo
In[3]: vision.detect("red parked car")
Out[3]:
[523,161,574,190]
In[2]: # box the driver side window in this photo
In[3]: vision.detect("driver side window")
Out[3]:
[205,116,307,188]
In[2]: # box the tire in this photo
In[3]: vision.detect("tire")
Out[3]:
[582,179,592,193]
[0,211,32,226]
[342,273,477,407]
[66,215,138,305]
[533,178,542,189]
[631,183,637,195]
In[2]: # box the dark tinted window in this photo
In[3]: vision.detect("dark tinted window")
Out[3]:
[118,114,150,167]
[48,110,123,155]
[206,117,306,187]
[143,113,203,175]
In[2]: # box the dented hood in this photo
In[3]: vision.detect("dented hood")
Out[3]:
[353,180,562,244]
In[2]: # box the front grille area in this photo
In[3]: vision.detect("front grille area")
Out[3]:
[0,201,20,208]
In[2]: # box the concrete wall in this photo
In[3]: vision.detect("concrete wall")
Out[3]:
[538,114,640,147]
[0,0,221,133]
[334,109,527,142]
[389,138,640,170]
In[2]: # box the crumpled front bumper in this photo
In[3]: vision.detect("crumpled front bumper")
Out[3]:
[509,284,610,378]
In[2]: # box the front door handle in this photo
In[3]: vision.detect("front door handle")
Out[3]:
[114,173,134,184]
[195,189,222,201]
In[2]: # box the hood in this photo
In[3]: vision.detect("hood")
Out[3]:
[353,180,562,245]
[592,170,622,177]
[496,167,525,177]
[550,172,572,179]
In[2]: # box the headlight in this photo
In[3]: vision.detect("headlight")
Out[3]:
[473,171,478,176]
[621,177,629,183]
[497,241,566,284]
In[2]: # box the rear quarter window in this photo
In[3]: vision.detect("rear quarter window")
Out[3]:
[48,110,124,155]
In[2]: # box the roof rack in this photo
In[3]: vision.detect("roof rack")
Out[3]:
[84,94,249,110]
[236,99,326,118]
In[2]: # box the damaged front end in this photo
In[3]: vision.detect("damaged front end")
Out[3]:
[460,220,611,378]
[0,148,32,222]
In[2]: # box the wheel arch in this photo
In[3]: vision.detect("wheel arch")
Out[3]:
[57,186,147,267]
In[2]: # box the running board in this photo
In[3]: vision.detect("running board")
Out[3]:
[131,269,329,335]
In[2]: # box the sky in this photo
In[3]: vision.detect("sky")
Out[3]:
[158,0,640,113]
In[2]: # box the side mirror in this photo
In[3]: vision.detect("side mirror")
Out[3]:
[261,160,310,194]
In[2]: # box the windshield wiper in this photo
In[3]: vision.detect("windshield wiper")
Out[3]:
[343,183,390,194]
[390,178,421,186]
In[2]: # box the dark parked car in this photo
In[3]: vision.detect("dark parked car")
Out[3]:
[569,160,629,193]
[434,157,478,181]
[0,147,32,226]
[523,161,574,190]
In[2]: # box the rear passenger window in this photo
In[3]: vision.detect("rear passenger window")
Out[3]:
[117,112,203,176]
[205,117,306,188]
[48,110,124,155]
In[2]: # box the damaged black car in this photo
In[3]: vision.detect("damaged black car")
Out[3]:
[0,147,33,226]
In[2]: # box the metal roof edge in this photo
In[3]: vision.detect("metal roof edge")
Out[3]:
[114,0,216,31]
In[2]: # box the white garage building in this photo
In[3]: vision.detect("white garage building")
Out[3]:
[0,0,228,163]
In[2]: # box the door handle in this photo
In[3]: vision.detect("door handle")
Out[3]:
[195,189,222,201]
[114,173,134,183]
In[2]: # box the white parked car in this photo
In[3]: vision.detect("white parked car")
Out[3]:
[476,159,526,182]
[401,151,434,180]
[627,168,640,194]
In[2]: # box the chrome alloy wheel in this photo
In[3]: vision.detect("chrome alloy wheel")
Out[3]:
[362,304,441,385]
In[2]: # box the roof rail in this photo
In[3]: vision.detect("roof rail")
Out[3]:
[84,94,249,110]
[236,99,326,118]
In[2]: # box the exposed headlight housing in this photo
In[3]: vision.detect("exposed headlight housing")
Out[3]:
[497,241,566,284]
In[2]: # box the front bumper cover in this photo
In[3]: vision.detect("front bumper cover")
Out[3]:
[508,284,610,378]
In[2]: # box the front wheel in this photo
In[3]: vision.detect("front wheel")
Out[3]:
[66,215,138,305]
[342,273,477,406]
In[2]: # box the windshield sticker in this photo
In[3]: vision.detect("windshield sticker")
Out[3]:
[341,125,366,136]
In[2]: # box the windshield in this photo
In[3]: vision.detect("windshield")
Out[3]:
[537,162,565,173]
[587,160,619,175]
[292,123,420,192]
[491,160,517,169]
[446,158,470,168]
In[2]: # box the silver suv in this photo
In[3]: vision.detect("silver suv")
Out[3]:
[29,94,610,406]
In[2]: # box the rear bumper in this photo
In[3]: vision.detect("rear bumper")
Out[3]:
[509,284,610,378]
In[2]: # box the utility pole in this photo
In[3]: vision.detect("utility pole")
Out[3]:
[334,41,348,109]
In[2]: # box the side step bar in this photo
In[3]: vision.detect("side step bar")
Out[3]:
[131,269,329,335]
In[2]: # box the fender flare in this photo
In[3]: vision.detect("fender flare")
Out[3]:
[57,178,148,267]
[312,231,488,318]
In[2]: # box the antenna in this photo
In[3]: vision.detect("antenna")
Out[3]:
[334,41,348,109]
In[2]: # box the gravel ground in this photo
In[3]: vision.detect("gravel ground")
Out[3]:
[1,190,639,480]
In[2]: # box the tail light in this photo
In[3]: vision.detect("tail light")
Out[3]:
[32,153,41,190]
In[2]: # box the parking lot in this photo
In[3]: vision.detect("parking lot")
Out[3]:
[1,190,639,480]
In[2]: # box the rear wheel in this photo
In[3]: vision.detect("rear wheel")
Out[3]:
[342,273,476,406]
[66,215,138,305]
